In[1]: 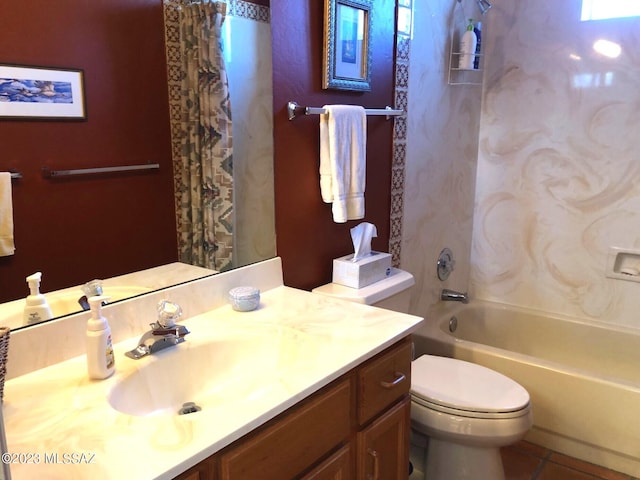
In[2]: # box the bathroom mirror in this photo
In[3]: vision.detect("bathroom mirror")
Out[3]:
[0,2,275,330]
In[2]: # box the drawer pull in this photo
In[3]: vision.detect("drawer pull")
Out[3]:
[367,448,379,480]
[380,371,406,389]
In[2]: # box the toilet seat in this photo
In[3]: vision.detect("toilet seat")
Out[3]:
[411,355,530,419]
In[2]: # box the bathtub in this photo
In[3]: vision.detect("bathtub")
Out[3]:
[413,300,640,477]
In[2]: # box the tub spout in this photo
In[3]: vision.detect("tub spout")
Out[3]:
[441,289,469,303]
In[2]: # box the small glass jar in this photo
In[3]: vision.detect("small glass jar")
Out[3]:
[228,286,260,312]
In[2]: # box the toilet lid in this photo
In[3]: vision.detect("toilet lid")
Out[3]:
[411,355,530,414]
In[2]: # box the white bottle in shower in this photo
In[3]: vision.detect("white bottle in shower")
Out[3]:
[23,272,53,325]
[458,19,477,70]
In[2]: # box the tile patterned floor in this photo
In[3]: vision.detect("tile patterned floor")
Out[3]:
[501,441,640,480]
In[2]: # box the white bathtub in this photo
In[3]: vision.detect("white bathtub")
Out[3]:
[413,300,640,477]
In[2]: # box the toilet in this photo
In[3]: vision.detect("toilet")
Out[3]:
[313,269,533,480]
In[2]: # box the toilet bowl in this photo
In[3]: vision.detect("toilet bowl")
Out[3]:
[312,269,532,479]
[411,354,532,480]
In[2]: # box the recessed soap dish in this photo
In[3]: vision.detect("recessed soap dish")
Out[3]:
[605,247,640,283]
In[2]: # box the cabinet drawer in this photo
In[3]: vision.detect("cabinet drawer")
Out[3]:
[219,378,352,480]
[357,339,412,425]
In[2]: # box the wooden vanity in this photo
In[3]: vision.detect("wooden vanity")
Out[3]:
[3,259,423,480]
[175,337,412,480]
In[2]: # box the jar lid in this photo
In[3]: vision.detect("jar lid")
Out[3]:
[229,286,260,299]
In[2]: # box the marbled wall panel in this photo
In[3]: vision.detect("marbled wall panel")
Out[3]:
[401,0,482,315]
[470,0,640,326]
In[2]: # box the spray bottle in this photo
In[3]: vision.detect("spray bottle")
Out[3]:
[23,272,53,325]
[86,295,115,380]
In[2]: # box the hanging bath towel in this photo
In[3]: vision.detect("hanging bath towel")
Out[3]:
[319,105,367,223]
[0,173,15,256]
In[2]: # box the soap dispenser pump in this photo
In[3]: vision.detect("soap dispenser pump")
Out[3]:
[86,295,115,380]
[23,272,53,325]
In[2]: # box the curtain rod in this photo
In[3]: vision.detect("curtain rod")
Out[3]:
[287,101,403,121]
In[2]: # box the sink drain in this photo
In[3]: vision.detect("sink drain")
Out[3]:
[178,402,201,415]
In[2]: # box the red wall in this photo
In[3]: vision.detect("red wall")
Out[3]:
[0,0,177,302]
[271,0,397,290]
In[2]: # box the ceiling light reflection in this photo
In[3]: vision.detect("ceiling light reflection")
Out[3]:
[593,39,621,58]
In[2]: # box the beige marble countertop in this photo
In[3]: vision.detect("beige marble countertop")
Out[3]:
[3,285,423,480]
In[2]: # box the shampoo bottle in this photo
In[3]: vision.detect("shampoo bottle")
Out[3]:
[473,21,482,69]
[86,295,115,380]
[458,18,477,70]
[23,272,53,325]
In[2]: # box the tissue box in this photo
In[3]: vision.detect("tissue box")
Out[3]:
[332,251,392,288]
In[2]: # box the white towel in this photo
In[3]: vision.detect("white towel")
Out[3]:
[319,105,367,223]
[0,172,15,256]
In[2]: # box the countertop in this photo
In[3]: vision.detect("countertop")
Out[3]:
[3,285,423,480]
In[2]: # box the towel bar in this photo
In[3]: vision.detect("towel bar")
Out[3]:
[9,172,22,180]
[287,101,403,121]
[42,163,160,178]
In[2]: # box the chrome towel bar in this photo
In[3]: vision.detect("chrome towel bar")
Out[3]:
[287,101,403,121]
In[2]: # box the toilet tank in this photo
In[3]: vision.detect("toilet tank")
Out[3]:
[311,268,414,313]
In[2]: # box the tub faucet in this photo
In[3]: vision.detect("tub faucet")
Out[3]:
[440,289,469,304]
[125,300,189,359]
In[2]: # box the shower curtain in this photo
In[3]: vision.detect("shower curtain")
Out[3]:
[177,0,234,272]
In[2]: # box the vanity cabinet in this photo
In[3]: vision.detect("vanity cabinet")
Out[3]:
[173,337,412,480]
[357,398,411,480]
[219,379,352,479]
[356,339,412,479]
[300,445,352,480]
[173,457,217,480]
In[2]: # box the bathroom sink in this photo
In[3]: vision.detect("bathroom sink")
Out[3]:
[108,331,304,417]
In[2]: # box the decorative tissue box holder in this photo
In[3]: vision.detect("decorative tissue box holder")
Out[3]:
[332,251,392,289]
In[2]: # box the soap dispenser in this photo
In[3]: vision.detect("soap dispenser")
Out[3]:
[86,295,115,380]
[23,272,53,325]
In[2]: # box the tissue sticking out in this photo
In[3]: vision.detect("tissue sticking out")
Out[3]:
[332,222,392,288]
[351,222,377,262]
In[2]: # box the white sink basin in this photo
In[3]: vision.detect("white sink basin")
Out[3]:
[108,330,306,417]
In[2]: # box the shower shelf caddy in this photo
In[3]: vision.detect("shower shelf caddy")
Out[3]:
[447,25,484,86]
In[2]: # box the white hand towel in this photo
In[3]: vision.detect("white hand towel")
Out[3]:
[319,105,367,223]
[0,172,15,256]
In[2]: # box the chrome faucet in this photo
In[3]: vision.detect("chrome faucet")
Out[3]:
[440,289,469,304]
[125,300,190,359]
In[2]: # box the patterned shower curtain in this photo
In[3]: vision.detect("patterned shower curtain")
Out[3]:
[178,1,233,271]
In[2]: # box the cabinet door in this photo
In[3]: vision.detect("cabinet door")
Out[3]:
[357,397,410,480]
[172,456,216,480]
[301,445,352,480]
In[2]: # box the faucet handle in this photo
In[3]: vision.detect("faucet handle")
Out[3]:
[150,323,190,338]
[157,300,182,328]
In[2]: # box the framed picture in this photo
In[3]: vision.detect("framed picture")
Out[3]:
[0,64,86,120]
[322,0,372,91]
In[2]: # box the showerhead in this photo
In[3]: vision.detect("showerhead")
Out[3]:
[477,0,492,14]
